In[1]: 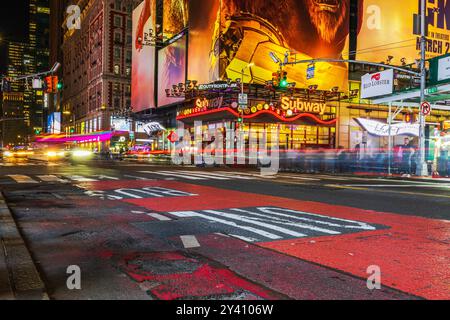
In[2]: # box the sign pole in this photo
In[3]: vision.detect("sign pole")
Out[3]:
[416,0,429,176]
[388,102,392,176]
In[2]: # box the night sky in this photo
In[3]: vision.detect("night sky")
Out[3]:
[0,0,29,74]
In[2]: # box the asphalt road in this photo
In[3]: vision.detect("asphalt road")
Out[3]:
[0,158,448,300]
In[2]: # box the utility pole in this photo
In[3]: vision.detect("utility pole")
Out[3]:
[416,0,429,176]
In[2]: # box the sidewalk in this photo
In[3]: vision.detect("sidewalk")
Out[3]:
[351,171,450,183]
[0,192,47,300]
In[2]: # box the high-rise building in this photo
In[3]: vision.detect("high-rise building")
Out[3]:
[0,92,26,147]
[61,0,139,142]
[28,0,50,133]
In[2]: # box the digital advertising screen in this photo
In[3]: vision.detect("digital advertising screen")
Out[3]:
[157,34,187,107]
[132,0,156,112]
[187,0,220,84]
[211,0,351,91]
[357,0,450,65]
[163,0,189,40]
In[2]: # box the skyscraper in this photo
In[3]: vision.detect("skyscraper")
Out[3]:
[28,0,50,133]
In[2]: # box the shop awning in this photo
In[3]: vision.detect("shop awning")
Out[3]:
[176,107,337,126]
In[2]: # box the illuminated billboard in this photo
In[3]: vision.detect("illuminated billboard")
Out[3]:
[47,112,61,134]
[357,1,450,65]
[163,0,189,40]
[211,0,351,91]
[157,34,187,107]
[187,0,220,83]
[132,0,156,112]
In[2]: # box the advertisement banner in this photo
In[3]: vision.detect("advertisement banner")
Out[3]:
[163,0,189,40]
[187,0,220,84]
[217,0,351,90]
[132,0,156,112]
[355,118,420,137]
[157,34,187,107]
[357,0,450,65]
[361,69,394,99]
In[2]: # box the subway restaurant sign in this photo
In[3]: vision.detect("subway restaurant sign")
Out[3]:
[280,97,327,115]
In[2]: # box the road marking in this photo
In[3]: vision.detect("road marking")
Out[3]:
[169,211,282,240]
[123,174,151,180]
[176,171,231,180]
[202,171,256,180]
[229,234,259,242]
[341,184,450,188]
[276,175,321,181]
[67,175,99,182]
[37,175,68,183]
[140,171,207,180]
[231,208,341,234]
[93,175,120,180]
[147,213,172,221]
[204,210,306,238]
[326,184,450,199]
[180,235,200,248]
[6,175,38,183]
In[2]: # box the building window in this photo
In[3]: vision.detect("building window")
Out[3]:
[114,32,122,43]
[114,64,120,75]
[125,67,131,76]
[115,0,121,11]
[114,47,121,59]
[114,16,122,28]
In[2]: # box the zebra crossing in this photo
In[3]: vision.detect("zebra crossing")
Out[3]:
[0,170,259,184]
[148,206,387,243]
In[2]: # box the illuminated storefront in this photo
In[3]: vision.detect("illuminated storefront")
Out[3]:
[176,89,338,151]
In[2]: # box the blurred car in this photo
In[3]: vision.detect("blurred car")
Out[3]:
[44,149,68,161]
[2,147,34,159]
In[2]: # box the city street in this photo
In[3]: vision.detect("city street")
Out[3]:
[0,159,448,300]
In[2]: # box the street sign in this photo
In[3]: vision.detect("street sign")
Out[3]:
[238,93,248,106]
[306,64,315,80]
[420,101,432,116]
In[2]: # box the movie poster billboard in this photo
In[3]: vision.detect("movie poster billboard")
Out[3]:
[132,0,156,112]
[187,0,220,83]
[211,0,351,90]
[157,35,187,107]
[357,0,450,65]
[163,0,189,40]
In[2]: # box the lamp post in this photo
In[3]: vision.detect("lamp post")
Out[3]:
[416,0,429,176]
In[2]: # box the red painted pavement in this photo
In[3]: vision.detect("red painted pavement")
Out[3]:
[79,179,450,299]
[118,251,282,300]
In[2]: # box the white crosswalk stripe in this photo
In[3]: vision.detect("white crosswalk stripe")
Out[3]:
[168,206,381,243]
[6,175,39,183]
[67,175,99,182]
[37,175,69,183]
[139,170,257,181]
[139,171,207,180]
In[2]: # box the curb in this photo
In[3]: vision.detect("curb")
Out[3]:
[0,192,48,300]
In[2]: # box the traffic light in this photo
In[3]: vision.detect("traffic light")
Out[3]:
[279,71,288,88]
[57,80,63,91]
[44,76,53,93]
[52,76,59,92]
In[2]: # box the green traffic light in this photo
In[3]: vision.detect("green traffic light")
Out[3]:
[237,117,243,123]
[57,82,63,90]
[280,79,288,87]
